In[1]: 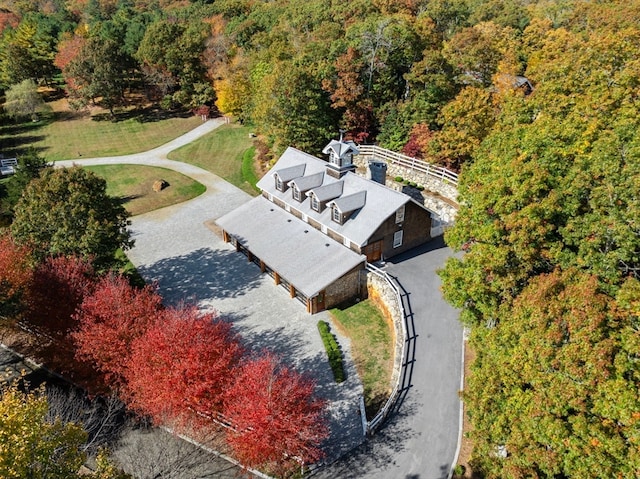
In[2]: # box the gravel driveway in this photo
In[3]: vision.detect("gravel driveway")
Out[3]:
[59,120,366,463]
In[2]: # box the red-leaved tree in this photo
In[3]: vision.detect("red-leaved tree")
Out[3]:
[26,255,96,336]
[54,34,87,92]
[223,353,328,477]
[72,274,163,387]
[0,233,33,317]
[124,305,244,426]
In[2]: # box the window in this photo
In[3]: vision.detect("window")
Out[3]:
[275,176,283,191]
[311,195,319,211]
[393,230,403,248]
[332,206,341,224]
[395,205,405,223]
[292,186,301,201]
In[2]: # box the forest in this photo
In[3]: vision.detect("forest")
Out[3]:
[1,0,639,478]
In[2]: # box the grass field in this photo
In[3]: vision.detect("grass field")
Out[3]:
[167,124,259,196]
[85,164,205,217]
[330,300,394,417]
[0,104,202,161]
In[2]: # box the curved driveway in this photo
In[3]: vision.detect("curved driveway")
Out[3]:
[311,238,464,479]
[58,121,463,478]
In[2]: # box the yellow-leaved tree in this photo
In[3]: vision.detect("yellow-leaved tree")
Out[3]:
[0,383,87,479]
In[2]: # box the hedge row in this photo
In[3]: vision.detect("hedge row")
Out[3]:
[317,321,345,383]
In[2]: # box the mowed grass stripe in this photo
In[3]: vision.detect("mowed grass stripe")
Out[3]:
[84,164,205,216]
[3,111,203,161]
[167,124,258,196]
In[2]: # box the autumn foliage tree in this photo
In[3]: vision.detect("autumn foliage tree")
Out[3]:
[124,305,243,425]
[467,269,640,477]
[54,34,87,91]
[26,255,96,336]
[0,233,33,318]
[0,383,87,479]
[72,275,163,387]
[223,353,328,477]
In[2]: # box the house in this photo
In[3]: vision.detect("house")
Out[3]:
[216,137,434,313]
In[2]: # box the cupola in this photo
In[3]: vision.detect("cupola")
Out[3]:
[322,130,359,179]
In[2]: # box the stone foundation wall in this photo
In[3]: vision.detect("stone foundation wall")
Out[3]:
[353,155,459,227]
[387,181,459,225]
[325,267,364,310]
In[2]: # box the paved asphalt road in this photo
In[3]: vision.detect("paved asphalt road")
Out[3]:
[312,236,464,479]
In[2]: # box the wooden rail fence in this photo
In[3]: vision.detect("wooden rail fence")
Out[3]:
[357,145,459,186]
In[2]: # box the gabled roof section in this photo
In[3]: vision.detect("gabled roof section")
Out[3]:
[329,190,366,213]
[289,172,324,192]
[307,181,343,202]
[322,139,360,158]
[216,196,365,298]
[257,146,413,247]
[273,163,306,183]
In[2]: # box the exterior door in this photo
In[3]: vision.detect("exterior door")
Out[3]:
[364,240,383,262]
[316,291,325,312]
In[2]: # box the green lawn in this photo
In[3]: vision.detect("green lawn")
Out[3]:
[167,124,259,196]
[330,299,394,417]
[84,164,205,217]
[0,107,202,161]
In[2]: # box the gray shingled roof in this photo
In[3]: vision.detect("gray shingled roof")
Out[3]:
[329,191,366,213]
[289,172,324,192]
[256,147,412,247]
[216,196,365,298]
[273,163,306,183]
[308,181,343,202]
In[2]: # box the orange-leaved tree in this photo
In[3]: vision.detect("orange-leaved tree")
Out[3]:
[0,233,33,318]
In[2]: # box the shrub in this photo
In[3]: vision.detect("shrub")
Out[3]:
[417,185,425,191]
[408,181,417,188]
[453,464,466,477]
[394,176,403,182]
[317,321,345,383]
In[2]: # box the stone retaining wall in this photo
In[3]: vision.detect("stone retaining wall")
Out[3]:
[353,155,459,227]
[363,271,404,397]
[354,154,459,202]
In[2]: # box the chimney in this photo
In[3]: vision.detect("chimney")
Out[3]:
[366,160,387,186]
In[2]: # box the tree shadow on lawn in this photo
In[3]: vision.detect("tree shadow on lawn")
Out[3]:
[92,106,195,124]
[137,247,263,306]
[0,135,48,158]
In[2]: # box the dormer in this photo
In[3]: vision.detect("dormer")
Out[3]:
[273,164,306,192]
[288,172,324,203]
[322,133,360,179]
[327,191,366,224]
[307,181,343,213]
